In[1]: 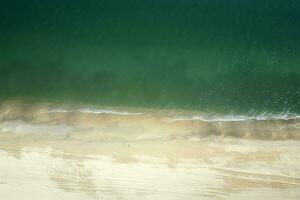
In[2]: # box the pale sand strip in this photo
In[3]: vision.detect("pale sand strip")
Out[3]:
[1,137,300,200]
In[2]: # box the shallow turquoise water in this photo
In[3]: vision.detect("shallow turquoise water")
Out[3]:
[0,0,299,114]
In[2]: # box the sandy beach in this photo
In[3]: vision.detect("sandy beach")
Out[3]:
[0,101,300,199]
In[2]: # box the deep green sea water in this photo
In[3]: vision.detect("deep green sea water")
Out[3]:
[0,0,300,115]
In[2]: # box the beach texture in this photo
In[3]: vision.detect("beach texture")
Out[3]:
[0,101,299,199]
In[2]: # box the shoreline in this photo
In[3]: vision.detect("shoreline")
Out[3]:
[0,100,299,141]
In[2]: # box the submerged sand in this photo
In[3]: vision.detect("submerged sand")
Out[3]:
[0,101,300,199]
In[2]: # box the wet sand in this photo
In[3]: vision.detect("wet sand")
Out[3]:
[0,101,300,199]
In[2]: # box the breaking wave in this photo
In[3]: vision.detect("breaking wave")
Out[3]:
[171,113,300,122]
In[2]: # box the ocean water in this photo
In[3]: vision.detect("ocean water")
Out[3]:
[0,0,300,116]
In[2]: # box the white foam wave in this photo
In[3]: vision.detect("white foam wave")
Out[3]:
[78,108,142,115]
[171,113,300,122]
[48,108,142,116]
